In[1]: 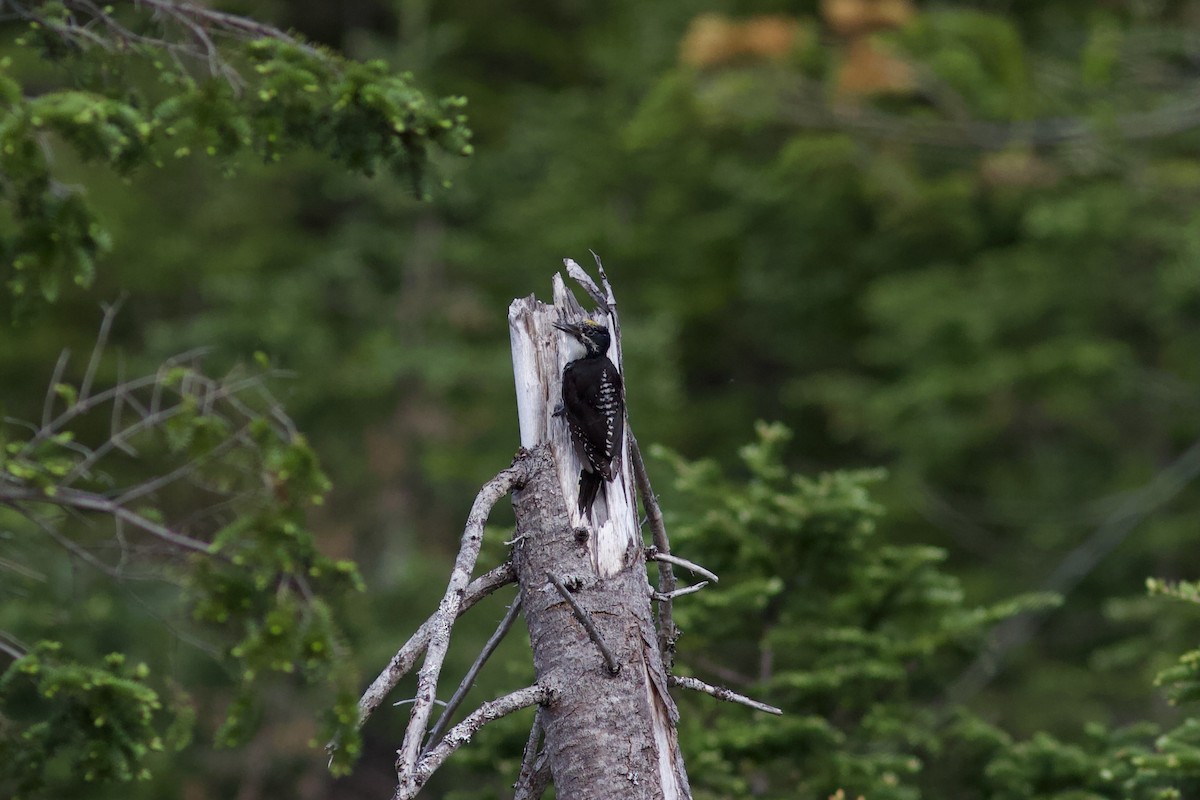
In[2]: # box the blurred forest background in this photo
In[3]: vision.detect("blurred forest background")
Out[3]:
[4,0,1200,798]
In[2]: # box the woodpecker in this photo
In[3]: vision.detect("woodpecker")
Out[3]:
[553,318,624,516]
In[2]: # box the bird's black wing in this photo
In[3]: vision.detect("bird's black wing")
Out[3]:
[561,357,624,480]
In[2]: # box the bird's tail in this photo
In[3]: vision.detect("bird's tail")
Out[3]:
[577,469,604,516]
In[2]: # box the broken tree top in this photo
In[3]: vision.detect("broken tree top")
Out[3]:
[507,258,637,575]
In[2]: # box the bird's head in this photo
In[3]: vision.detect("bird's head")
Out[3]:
[553,318,611,358]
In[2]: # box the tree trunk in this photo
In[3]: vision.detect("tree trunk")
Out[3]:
[507,273,690,799]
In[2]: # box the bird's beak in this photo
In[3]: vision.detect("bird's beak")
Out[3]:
[553,321,581,337]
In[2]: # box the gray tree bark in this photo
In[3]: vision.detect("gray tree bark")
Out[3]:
[507,269,690,799]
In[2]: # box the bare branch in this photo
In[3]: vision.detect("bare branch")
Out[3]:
[148,0,316,53]
[631,432,679,664]
[24,372,170,454]
[3,486,211,554]
[424,595,523,753]
[112,515,130,576]
[514,752,551,800]
[396,684,554,800]
[110,361,135,454]
[60,403,188,487]
[0,555,46,582]
[546,571,620,676]
[0,631,28,660]
[355,562,516,728]
[12,502,123,578]
[631,436,670,554]
[2,0,330,90]
[668,675,782,716]
[112,427,248,505]
[43,349,71,428]
[71,0,405,95]
[80,296,124,405]
[647,548,719,584]
[393,462,527,788]
[513,708,545,798]
[55,369,268,488]
[653,581,709,601]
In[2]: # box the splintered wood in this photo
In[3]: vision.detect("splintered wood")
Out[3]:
[507,264,639,577]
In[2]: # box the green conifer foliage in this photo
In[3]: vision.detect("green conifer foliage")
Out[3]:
[0,0,471,312]
[658,422,1057,798]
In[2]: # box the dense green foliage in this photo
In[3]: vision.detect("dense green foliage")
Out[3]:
[661,424,1200,799]
[0,2,465,795]
[0,644,184,796]
[661,422,1055,798]
[0,352,369,796]
[4,0,1200,798]
[0,0,470,313]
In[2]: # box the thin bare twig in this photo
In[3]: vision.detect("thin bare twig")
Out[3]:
[668,674,782,715]
[0,631,28,660]
[648,548,719,584]
[112,515,130,576]
[58,371,266,487]
[393,463,527,790]
[24,369,185,454]
[110,359,133,454]
[3,0,327,89]
[630,433,678,664]
[3,486,211,554]
[61,403,189,487]
[354,562,516,728]
[514,752,551,800]
[424,595,523,753]
[80,297,124,404]
[391,698,448,708]
[546,571,620,676]
[112,426,248,505]
[653,581,709,601]
[397,684,554,800]
[513,708,544,797]
[0,556,46,582]
[42,350,71,428]
[12,502,122,578]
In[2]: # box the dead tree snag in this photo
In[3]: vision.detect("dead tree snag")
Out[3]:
[352,259,777,800]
